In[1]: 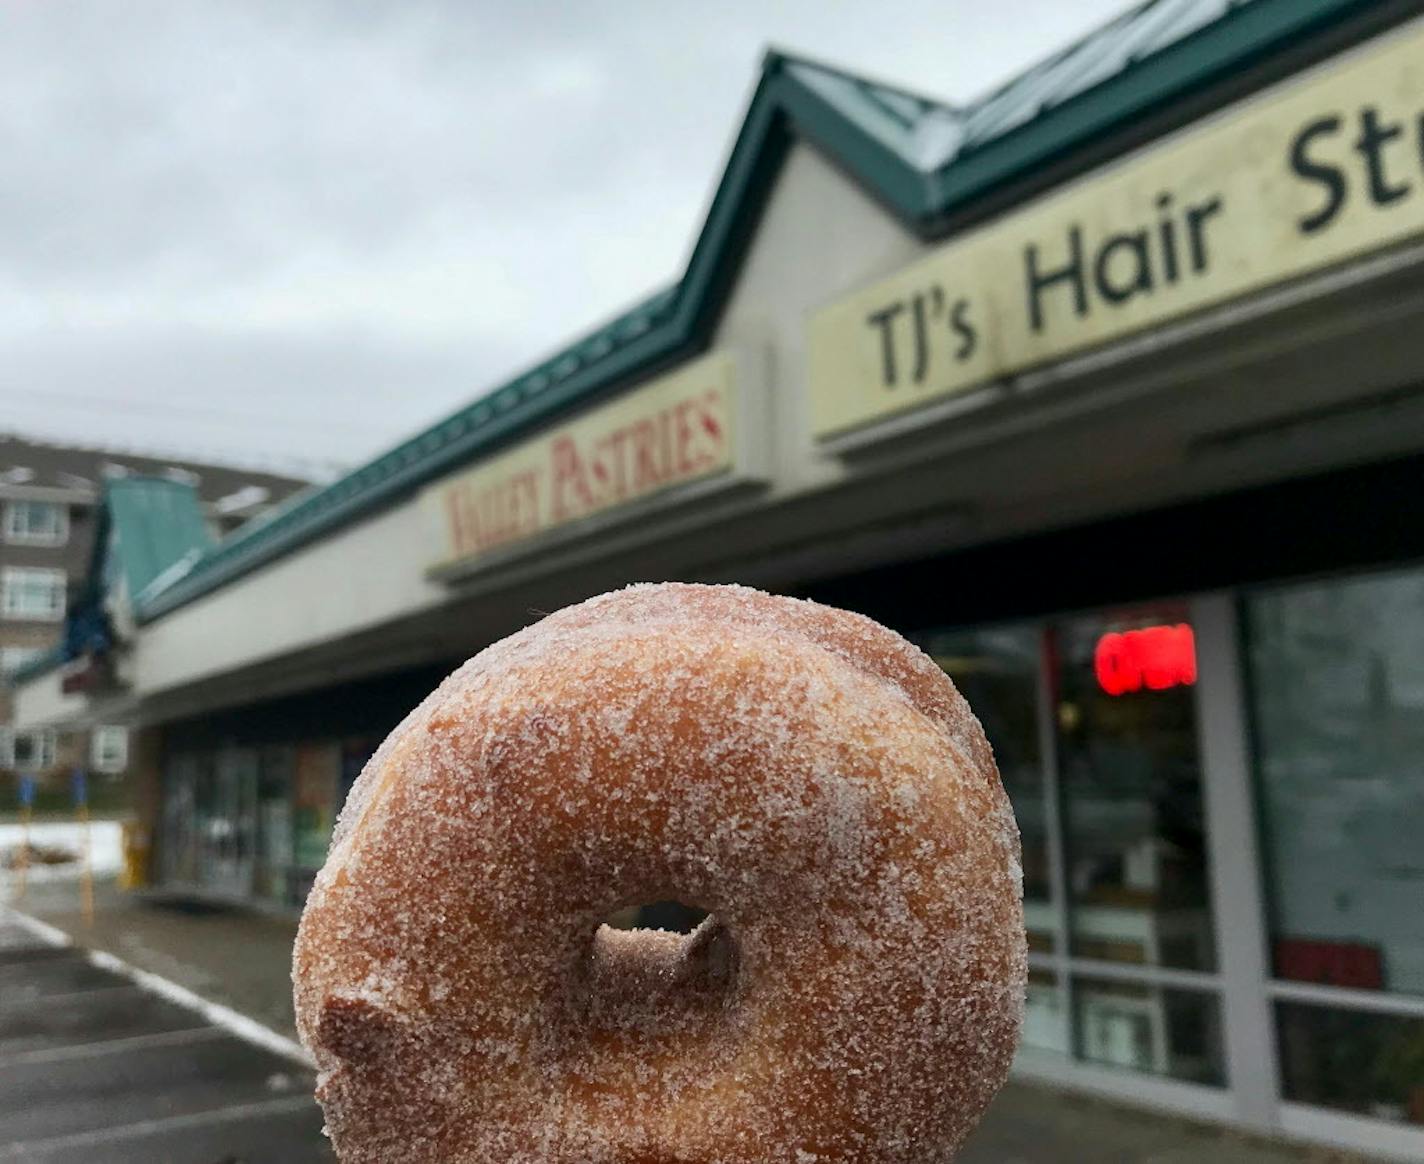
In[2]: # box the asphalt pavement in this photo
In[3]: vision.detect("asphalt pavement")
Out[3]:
[2,888,1382,1163]
[0,915,330,1163]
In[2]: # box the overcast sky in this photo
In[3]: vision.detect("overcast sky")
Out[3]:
[1,0,1129,480]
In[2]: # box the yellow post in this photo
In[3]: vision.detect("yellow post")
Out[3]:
[78,800,93,927]
[16,799,30,904]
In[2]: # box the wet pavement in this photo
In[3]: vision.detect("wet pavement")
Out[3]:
[0,915,329,1163]
[12,878,302,1039]
[6,882,1386,1163]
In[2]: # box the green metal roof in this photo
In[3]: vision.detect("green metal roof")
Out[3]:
[782,0,1275,170]
[135,0,1389,625]
[7,478,213,686]
[105,478,215,604]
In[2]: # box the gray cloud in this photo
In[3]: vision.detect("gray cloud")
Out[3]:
[0,0,1129,476]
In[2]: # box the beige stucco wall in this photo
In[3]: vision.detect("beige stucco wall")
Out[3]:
[710,143,927,497]
[131,495,443,697]
[11,667,88,733]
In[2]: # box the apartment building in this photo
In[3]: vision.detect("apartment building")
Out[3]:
[0,432,310,802]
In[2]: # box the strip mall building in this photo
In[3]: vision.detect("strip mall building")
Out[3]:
[16,0,1424,1155]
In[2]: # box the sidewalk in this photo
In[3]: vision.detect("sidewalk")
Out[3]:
[11,878,1381,1163]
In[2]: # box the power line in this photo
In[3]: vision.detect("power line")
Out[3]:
[1,424,350,481]
[1,389,406,437]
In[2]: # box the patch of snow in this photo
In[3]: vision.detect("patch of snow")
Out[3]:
[0,820,123,884]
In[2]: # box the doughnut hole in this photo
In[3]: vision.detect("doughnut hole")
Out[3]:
[578,903,739,1034]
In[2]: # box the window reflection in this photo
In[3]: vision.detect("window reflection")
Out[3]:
[255,747,294,902]
[161,754,203,886]
[1277,1003,1424,1125]
[1248,572,1424,998]
[1054,607,1215,972]
[206,748,257,897]
[1074,977,1224,1085]
[925,625,1054,955]
[1025,968,1070,1056]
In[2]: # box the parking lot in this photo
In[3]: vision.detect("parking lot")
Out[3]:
[1,892,1383,1163]
[0,913,329,1163]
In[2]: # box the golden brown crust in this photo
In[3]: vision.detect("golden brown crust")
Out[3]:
[293,583,1025,1162]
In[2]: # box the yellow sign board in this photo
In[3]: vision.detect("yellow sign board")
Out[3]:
[810,22,1424,438]
[424,352,736,572]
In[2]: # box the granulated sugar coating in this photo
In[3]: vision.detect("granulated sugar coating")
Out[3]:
[293,583,1026,1162]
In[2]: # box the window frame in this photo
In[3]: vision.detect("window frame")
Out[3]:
[0,567,67,622]
[91,725,129,774]
[3,500,69,547]
[10,728,56,771]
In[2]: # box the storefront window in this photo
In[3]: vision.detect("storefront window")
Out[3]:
[926,624,1074,1058]
[1026,969,1070,1056]
[161,740,347,907]
[292,742,341,902]
[1247,570,1424,998]
[255,747,294,901]
[1247,568,1424,1126]
[161,754,203,886]
[925,625,1054,954]
[1073,977,1224,1085]
[1276,1003,1424,1125]
[203,747,257,897]
[1053,607,1215,972]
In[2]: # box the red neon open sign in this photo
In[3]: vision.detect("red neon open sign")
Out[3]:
[1094,624,1197,696]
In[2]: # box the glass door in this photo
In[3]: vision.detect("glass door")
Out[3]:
[161,755,200,886]
[927,623,1068,1056]
[925,601,1226,1090]
[1052,604,1224,1087]
[203,747,257,898]
[255,747,294,902]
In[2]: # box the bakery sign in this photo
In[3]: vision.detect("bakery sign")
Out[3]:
[809,21,1424,439]
[424,351,738,575]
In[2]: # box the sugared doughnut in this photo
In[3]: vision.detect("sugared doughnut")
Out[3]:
[293,582,1025,1162]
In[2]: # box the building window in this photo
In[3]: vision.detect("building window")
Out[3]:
[91,725,128,774]
[1055,604,1215,974]
[927,625,1072,1057]
[0,645,47,675]
[1,568,66,621]
[921,603,1225,1088]
[1247,567,1424,1125]
[3,501,68,546]
[11,728,56,771]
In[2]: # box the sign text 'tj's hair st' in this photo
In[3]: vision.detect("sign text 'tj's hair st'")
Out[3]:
[809,24,1424,437]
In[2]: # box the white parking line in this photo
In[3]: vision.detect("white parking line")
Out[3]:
[0,1094,319,1158]
[1,905,313,1068]
[0,910,71,949]
[86,948,314,1067]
